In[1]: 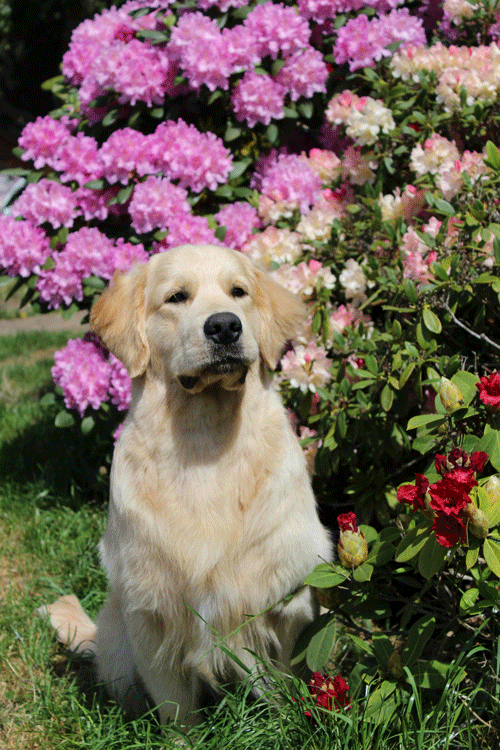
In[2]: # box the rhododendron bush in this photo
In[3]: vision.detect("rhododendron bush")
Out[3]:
[3,0,500,720]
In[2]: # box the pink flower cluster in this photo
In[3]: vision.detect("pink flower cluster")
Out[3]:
[18,116,102,187]
[60,2,328,128]
[52,336,131,417]
[99,120,233,193]
[297,0,403,22]
[334,9,426,71]
[214,203,262,249]
[11,179,80,229]
[0,216,51,278]
[256,153,323,222]
[36,228,148,309]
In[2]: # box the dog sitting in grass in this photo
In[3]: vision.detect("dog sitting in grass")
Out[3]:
[40,244,331,725]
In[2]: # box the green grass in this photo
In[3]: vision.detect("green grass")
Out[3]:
[0,330,499,749]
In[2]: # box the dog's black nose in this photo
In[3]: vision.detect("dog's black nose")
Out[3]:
[204,312,242,345]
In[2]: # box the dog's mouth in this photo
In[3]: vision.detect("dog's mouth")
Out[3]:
[178,357,249,392]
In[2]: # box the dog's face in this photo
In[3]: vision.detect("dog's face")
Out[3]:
[90,244,305,393]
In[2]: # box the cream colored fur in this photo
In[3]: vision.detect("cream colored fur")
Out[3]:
[39,244,331,725]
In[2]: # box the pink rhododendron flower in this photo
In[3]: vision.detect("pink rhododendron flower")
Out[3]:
[129,177,191,234]
[334,10,425,72]
[109,354,132,410]
[169,12,231,91]
[11,180,80,229]
[243,2,311,59]
[154,215,221,250]
[280,342,332,392]
[242,226,302,266]
[99,128,151,185]
[52,338,113,416]
[18,115,77,171]
[275,47,329,101]
[0,216,51,277]
[231,71,286,127]
[258,154,323,222]
[215,203,262,249]
[54,132,103,186]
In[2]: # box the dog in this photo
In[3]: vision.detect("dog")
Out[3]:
[40,244,331,725]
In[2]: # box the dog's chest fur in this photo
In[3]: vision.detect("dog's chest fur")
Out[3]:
[99,375,316,633]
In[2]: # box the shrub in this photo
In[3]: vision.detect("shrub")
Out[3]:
[2,0,500,724]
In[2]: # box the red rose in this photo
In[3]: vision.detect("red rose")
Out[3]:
[477,372,500,412]
[432,514,467,547]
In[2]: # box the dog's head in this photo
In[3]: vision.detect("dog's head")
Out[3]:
[90,244,305,393]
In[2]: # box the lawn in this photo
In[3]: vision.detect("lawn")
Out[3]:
[0,330,498,749]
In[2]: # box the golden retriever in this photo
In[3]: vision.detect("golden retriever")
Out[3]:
[40,244,331,725]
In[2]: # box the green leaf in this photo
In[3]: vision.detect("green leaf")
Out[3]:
[266,123,278,144]
[479,424,500,472]
[135,29,169,43]
[55,410,76,428]
[459,588,479,614]
[117,184,134,204]
[399,362,416,389]
[483,538,500,577]
[411,660,448,689]
[228,159,251,180]
[304,564,347,588]
[366,542,395,567]
[401,615,435,668]
[418,534,447,580]
[422,308,442,334]
[83,276,106,291]
[486,141,500,170]
[372,633,394,671]
[451,370,479,406]
[81,416,95,435]
[380,384,394,412]
[84,179,105,190]
[466,544,480,570]
[39,392,56,407]
[364,681,398,724]
[353,562,373,582]
[305,617,339,671]
[434,198,455,216]
[406,414,446,431]
[486,500,500,528]
[394,524,430,563]
[404,278,417,304]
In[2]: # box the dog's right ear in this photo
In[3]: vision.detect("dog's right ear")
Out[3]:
[90,264,149,378]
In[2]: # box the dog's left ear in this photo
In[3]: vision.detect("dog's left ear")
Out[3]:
[253,267,306,370]
[90,264,149,378]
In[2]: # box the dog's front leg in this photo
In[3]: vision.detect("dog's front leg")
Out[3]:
[123,608,204,726]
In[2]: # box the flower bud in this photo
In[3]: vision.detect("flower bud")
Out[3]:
[439,377,464,413]
[463,504,489,539]
[337,512,368,569]
[484,475,500,506]
[387,651,405,680]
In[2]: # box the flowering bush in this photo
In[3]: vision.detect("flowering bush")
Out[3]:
[3,0,500,724]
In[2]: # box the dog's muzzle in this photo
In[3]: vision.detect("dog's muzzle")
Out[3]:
[178,311,249,392]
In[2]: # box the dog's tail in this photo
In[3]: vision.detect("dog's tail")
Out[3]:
[37,594,97,655]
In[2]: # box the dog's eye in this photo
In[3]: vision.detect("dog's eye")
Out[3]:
[231,286,247,299]
[166,291,189,304]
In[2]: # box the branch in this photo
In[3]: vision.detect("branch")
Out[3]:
[443,304,500,353]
